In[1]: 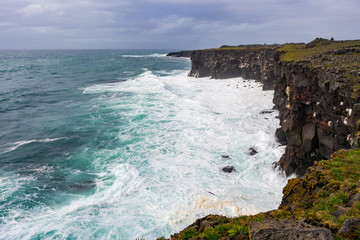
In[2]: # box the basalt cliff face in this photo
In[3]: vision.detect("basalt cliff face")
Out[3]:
[188,48,276,90]
[273,57,359,176]
[188,40,360,176]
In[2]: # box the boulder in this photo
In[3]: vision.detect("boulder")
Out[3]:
[337,218,360,239]
[248,147,258,156]
[249,219,334,240]
[222,166,236,173]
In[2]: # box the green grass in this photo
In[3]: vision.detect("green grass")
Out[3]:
[179,229,198,240]
[277,40,360,62]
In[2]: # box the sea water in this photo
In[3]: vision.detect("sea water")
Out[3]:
[0,50,288,239]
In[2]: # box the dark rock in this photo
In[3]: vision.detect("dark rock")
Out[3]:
[353,103,360,112]
[306,38,331,48]
[166,51,193,58]
[188,48,276,90]
[260,109,274,114]
[248,147,258,156]
[275,128,287,145]
[198,220,211,232]
[337,218,360,238]
[221,155,231,159]
[222,166,236,173]
[249,219,334,240]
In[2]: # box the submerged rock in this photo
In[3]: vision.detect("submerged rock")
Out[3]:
[222,166,236,173]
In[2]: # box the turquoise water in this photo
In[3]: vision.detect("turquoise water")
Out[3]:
[0,50,287,239]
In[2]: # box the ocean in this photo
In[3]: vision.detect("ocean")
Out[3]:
[0,50,288,239]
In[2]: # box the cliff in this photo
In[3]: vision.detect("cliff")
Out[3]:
[166,50,193,58]
[188,39,360,176]
[161,39,360,239]
[188,46,277,90]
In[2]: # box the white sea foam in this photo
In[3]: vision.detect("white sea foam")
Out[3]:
[1,137,67,154]
[1,70,291,239]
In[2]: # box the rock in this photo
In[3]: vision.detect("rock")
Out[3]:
[276,128,287,145]
[198,220,211,232]
[188,48,276,90]
[337,218,360,238]
[306,38,331,48]
[260,109,274,114]
[249,219,334,240]
[221,155,231,159]
[222,166,236,173]
[248,147,258,156]
[166,51,193,58]
[353,103,360,112]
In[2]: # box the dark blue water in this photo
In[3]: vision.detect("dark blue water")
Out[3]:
[0,50,286,239]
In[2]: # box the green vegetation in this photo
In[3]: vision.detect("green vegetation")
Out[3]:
[277,39,360,62]
[277,39,360,100]
[179,229,198,240]
[168,149,360,240]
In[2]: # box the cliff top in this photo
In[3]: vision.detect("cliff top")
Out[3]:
[199,39,360,100]
[278,39,360,100]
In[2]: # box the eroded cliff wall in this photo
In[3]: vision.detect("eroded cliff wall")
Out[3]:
[187,41,360,176]
[188,48,276,90]
[273,59,357,175]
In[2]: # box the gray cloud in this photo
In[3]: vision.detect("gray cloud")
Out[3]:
[0,0,359,49]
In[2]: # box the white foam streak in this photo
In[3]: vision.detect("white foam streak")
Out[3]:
[1,137,67,154]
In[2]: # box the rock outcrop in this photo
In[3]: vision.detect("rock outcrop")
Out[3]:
[188,47,276,90]
[249,219,333,240]
[166,50,193,58]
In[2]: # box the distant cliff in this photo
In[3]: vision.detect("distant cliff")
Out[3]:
[166,50,193,58]
[188,46,277,90]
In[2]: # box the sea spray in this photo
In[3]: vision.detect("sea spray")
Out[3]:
[0,50,289,239]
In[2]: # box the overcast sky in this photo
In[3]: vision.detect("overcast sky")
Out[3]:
[0,0,359,49]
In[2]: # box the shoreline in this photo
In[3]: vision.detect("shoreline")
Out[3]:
[164,38,360,239]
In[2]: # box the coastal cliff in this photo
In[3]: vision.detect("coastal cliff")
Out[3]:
[163,39,360,239]
[187,46,276,90]
[187,39,360,176]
